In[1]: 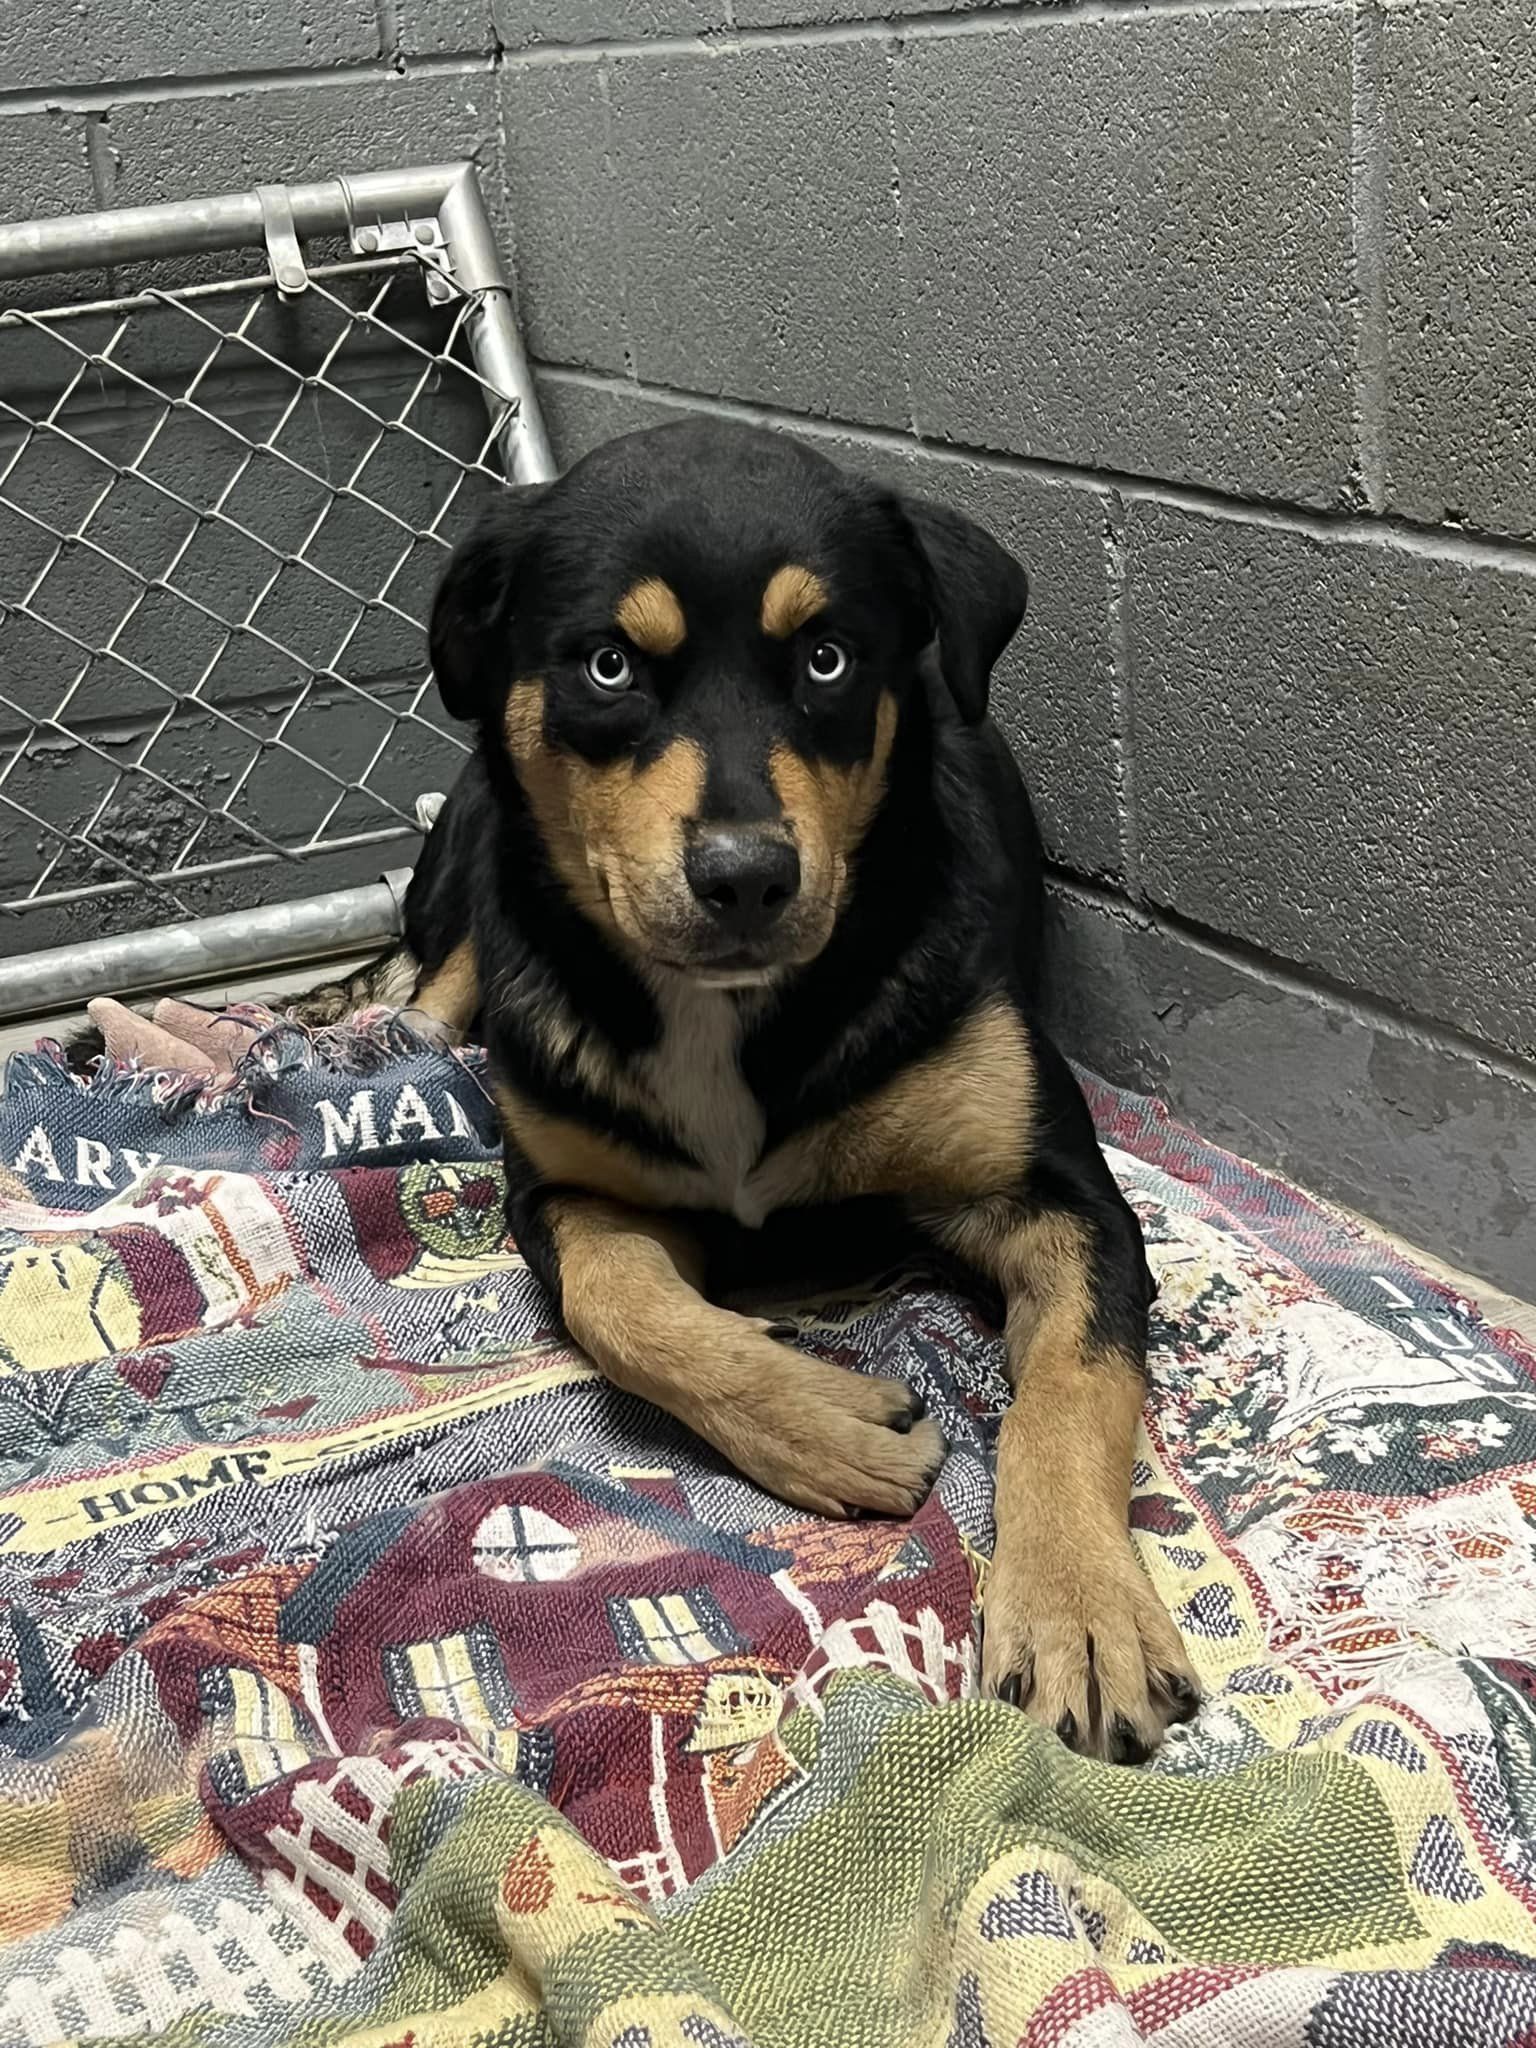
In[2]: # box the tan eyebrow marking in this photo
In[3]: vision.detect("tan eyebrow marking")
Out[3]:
[760,564,829,640]
[614,576,687,657]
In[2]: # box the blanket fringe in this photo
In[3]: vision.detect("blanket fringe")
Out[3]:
[10,1006,487,1116]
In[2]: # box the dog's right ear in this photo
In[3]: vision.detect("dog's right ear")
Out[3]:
[428,487,550,722]
[894,493,1028,725]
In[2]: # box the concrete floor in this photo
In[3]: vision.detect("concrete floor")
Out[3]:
[2,968,1533,1354]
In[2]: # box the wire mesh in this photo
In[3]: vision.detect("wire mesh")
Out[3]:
[0,222,514,960]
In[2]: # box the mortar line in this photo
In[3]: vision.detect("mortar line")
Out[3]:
[0,0,1342,116]
[537,362,1536,579]
[1350,0,1388,512]
[470,0,1338,68]
[375,0,404,69]
[1101,493,1140,893]
[884,33,918,438]
[592,60,639,384]
[0,670,428,756]
[489,31,527,340]
[1047,869,1536,1090]
[0,52,492,118]
[83,110,117,209]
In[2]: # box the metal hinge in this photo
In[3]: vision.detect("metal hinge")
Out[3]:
[257,184,308,297]
[349,217,458,303]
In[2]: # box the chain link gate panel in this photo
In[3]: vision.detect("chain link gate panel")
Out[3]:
[0,164,553,1020]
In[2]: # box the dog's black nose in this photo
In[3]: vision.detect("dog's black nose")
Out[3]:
[685,829,801,938]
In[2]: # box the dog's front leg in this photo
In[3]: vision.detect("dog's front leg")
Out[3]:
[403,936,479,1047]
[930,1194,1200,1762]
[538,1194,944,1520]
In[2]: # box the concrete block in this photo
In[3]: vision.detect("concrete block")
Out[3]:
[0,701,252,903]
[540,374,1124,876]
[0,111,100,315]
[400,0,718,55]
[85,69,509,658]
[393,1,496,56]
[0,342,492,901]
[6,0,377,89]
[0,306,122,416]
[1128,502,1536,1058]
[1384,0,1536,539]
[0,111,95,220]
[0,851,355,957]
[0,414,179,730]
[97,266,450,407]
[1042,885,1536,1303]
[102,72,498,215]
[0,759,401,954]
[604,42,909,424]
[501,61,630,374]
[895,12,1353,505]
[0,665,459,949]
[536,372,672,462]
[228,679,462,844]
[87,111,498,440]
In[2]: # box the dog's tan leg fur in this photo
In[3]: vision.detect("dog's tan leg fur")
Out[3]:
[547,1196,944,1519]
[405,938,479,1046]
[936,1202,1197,1758]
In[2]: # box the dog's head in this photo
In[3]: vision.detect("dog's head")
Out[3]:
[430,419,1027,986]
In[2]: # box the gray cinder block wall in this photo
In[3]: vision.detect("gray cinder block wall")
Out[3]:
[2,0,1533,1295]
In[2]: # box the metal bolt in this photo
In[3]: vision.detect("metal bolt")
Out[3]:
[413,221,436,246]
[356,226,380,254]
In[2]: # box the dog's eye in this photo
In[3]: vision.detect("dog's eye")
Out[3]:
[806,639,850,685]
[585,644,634,693]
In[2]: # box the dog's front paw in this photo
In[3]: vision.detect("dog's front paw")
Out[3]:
[705,1328,946,1521]
[981,1503,1199,1764]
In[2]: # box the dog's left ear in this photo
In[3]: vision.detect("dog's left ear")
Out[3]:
[429,485,552,723]
[897,494,1029,723]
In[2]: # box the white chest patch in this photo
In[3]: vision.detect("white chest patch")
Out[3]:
[632,980,768,1225]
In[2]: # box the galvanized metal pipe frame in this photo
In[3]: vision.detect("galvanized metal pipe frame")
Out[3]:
[0,873,415,1020]
[0,163,555,1023]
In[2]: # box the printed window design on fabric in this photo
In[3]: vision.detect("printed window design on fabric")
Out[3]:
[383,1619,518,1729]
[199,1666,314,1803]
[473,1503,582,1584]
[607,1588,744,1667]
[198,1664,305,1739]
[685,1670,781,1753]
[475,1721,557,1796]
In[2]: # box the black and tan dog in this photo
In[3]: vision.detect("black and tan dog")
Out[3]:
[56,417,1193,1755]
[386,417,1199,1763]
